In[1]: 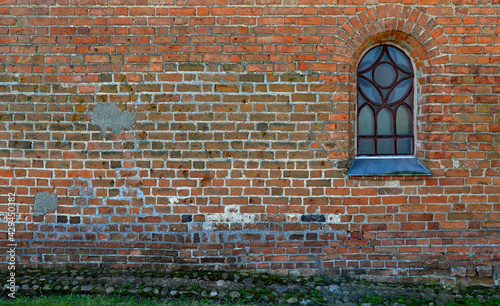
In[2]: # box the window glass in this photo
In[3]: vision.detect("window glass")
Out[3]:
[359,107,375,136]
[373,63,396,87]
[359,78,382,104]
[377,139,394,155]
[359,139,375,155]
[388,46,412,73]
[396,106,412,135]
[357,45,414,156]
[358,46,383,71]
[377,108,393,135]
[397,138,412,154]
[388,78,412,103]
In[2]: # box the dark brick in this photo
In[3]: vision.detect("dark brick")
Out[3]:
[9,141,32,149]
[181,215,192,222]
[178,63,204,71]
[301,214,326,222]
[239,74,265,82]
[70,217,81,224]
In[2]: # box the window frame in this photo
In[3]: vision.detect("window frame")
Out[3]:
[356,44,415,156]
[348,43,431,177]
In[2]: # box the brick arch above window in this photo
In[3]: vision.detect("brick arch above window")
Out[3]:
[334,4,448,73]
[325,5,449,162]
[334,5,441,176]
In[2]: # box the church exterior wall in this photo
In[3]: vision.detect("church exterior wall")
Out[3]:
[0,1,499,285]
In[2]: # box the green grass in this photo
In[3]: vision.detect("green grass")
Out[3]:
[0,295,264,306]
[357,295,500,306]
[2,293,500,306]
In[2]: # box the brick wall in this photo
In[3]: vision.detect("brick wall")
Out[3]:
[0,1,499,285]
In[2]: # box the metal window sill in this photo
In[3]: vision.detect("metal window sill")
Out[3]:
[347,155,432,177]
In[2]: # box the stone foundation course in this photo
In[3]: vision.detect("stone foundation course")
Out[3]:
[1,269,499,305]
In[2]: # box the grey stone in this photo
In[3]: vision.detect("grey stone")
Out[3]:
[494,268,500,286]
[452,268,467,277]
[81,284,95,291]
[216,280,225,287]
[286,297,298,303]
[210,290,218,297]
[276,286,288,294]
[88,102,136,136]
[33,192,58,216]
[477,266,493,277]
[229,291,241,298]
[329,285,340,291]
[160,288,169,296]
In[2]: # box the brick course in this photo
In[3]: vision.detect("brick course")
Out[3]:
[0,1,499,285]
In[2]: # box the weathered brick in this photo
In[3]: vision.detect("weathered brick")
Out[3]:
[178,63,204,71]
[0,1,497,286]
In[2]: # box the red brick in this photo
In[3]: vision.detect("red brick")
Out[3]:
[1,2,498,286]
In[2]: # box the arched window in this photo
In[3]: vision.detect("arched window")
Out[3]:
[357,45,414,155]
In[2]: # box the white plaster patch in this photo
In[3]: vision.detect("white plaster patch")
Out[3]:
[285,213,301,222]
[203,211,343,230]
[88,102,136,136]
[202,205,257,230]
[325,214,341,223]
[386,180,399,187]
[453,160,460,168]
[33,191,59,216]
[205,205,257,223]
[169,197,180,205]
[167,187,194,205]
[113,186,144,199]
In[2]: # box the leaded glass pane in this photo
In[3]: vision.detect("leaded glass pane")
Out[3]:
[359,107,374,136]
[388,78,412,103]
[403,94,411,106]
[359,139,375,155]
[388,46,412,73]
[374,63,396,87]
[377,139,394,155]
[396,106,412,135]
[359,78,382,104]
[377,108,393,135]
[358,91,367,107]
[358,46,383,72]
[397,138,412,154]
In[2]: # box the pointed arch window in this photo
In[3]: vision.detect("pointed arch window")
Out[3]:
[357,45,414,155]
